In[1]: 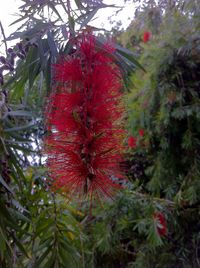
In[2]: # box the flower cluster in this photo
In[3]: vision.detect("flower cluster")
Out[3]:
[0,40,37,85]
[143,31,151,43]
[44,33,125,202]
[153,212,167,237]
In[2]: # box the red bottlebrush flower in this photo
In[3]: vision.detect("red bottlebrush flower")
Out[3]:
[128,136,137,148]
[44,33,125,203]
[139,129,145,137]
[153,212,167,236]
[143,31,151,43]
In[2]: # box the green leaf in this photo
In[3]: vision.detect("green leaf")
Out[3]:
[116,45,145,72]
[0,202,17,228]
[13,235,30,258]
[35,219,54,236]
[74,0,86,10]
[44,56,51,92]
[48,3,63,22]
[0,174,14,194]
[35,244,53,266]
[80,9,99,29]
[12,199,29,213]
[4,121,35,132]
[9,15,29,26]
[68,16,75,34]
[47,31,58,58]
[8,207,31,223]
[34,238,53,253]
[4,110,33,118]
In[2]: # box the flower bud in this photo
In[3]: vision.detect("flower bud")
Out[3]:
[0,56,6,64]
[8,48,13,53]
[16,42,23,50]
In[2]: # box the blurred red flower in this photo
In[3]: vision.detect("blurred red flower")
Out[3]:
[139,129,145,137]
[153,212,167,236]
[143,31,151,43]
[128,136,137,148]
[44,33,125,202]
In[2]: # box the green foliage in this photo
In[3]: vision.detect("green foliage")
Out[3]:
[81,189,171,268]
[124,1,200,267]
[17,172,84,268]
[128,12,200,201]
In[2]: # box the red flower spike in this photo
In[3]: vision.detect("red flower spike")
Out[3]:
[143,31,151,43]
[128,136,137,149]
[153,212,167,237]
[44,33,126,203]
[139,129,145,137]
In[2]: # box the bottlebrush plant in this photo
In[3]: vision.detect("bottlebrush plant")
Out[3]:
[44,33,125,203]
[143,31,151,43]
[153,212,167,237]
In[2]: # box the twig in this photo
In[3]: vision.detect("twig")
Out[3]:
[131,190,175,207]
[0,21,8,56]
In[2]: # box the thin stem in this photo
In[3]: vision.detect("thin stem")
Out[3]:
[131,190,175,207]
[0,21,8,56]
[80,235,85,268]
[66,0,71,14]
